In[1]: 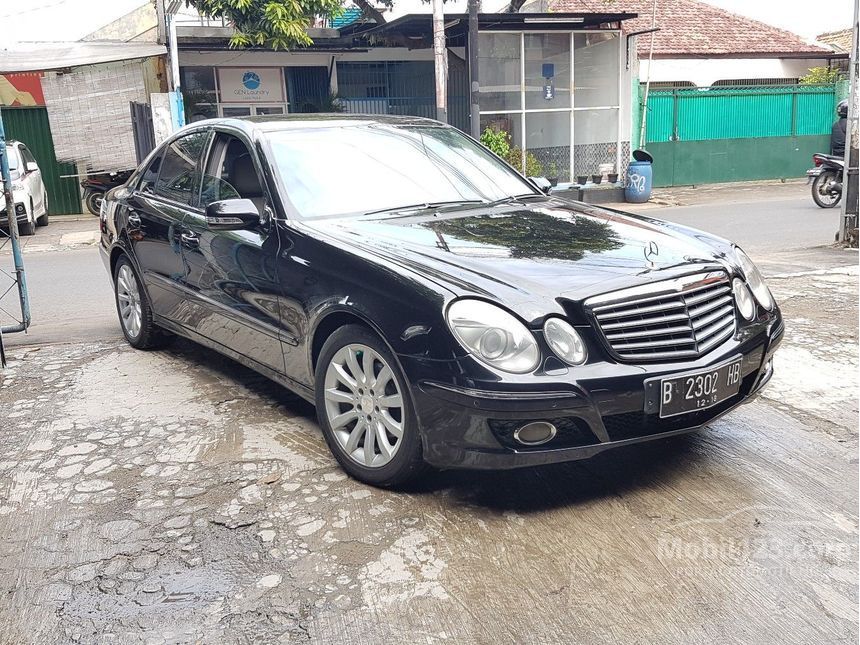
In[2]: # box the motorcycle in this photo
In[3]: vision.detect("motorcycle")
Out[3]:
[81,170,132,216]
[806,154,844,209]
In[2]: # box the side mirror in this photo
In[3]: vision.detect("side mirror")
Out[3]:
[529,176,552,195]
[25,162,38,173]
[205,198,260,230]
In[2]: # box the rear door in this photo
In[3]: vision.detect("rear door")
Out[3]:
[178,129,287,373]
[125,129,210,322]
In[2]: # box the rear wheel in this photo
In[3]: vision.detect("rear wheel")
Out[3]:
[315,324,427,488]
[86,191,103,216]
[812,171,841,208]
[113,255,173,349]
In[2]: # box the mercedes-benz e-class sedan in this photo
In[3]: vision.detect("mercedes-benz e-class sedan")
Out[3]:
[99,115,782,487]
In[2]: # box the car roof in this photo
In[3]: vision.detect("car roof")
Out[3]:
[187,113,446,135]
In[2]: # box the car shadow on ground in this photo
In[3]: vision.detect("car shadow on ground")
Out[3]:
[168,337,707,513]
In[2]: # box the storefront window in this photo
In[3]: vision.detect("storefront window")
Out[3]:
[573,108,619,175]
[526,111,571,181]
[524,33,571,110]
[478,34,521,112]
[573,33,619,108]
[478,30,621,179]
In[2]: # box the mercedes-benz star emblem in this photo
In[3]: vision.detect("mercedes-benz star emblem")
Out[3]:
[644,240,660,267]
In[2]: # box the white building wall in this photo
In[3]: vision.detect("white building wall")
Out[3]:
[639,57,832,86]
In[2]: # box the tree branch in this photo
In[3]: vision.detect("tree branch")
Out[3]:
[352,0,387,24]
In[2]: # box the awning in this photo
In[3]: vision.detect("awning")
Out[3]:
[339,12,638,40]
[0,41,166,73]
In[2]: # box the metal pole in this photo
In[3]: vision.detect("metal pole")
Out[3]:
[838,1,859,244]
[468,0,480,138]
[432,0,448,123]
[638,0,658,147]
[0,109,30,335]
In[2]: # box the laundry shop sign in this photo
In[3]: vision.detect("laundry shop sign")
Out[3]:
[217,67,284,103]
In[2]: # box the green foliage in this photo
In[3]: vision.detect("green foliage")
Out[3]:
[799,66,844,85]
[480,126,510,159]
[186,0,344,49]
[507,146,543,177]
[479,127,544,177]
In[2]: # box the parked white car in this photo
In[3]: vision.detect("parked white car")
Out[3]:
[1,140,49,235]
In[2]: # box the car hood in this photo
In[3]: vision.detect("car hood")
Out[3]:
[303,198,735,320]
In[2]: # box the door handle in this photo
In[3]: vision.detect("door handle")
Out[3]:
[180,231,199,248]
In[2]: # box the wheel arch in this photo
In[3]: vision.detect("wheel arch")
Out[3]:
[309,307,391,375]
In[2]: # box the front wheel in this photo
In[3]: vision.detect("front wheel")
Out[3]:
[315,324,427,488]
[19,202,35,236]
[812,171,841,208]
[85,190,103,216]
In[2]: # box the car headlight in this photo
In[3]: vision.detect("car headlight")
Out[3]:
[446,299,540,373]
[11,181,24,192]
[732,278,755,320]
[543,318,587,365]
[734,247,774,310]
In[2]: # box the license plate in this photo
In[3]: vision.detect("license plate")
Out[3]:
[806,168,822,176]
[658,358,743,418]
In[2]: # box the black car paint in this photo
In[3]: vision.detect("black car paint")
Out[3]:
[100,115,782,470]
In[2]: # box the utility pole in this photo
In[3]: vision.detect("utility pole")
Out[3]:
[838,0,859,245]
[432,0,448,123]
[468,0,480,138]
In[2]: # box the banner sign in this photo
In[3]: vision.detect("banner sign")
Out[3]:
[217,68,284,103]
[0,72,45,106]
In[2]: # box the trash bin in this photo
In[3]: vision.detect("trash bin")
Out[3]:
[625,160,652,203]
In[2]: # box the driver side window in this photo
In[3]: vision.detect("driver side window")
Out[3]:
[200,134,267,215]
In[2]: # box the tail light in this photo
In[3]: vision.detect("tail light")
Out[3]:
[813,155,824,166]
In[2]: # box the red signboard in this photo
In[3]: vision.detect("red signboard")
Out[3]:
[0,72,46,106]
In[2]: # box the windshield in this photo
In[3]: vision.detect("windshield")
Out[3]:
[266,124,538,219]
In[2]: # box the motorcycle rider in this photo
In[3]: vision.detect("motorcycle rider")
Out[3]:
[831,99,848,157]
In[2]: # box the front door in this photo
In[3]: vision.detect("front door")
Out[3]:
[125,130,210,321]
[18,144,45,214]
[178,131,287,374]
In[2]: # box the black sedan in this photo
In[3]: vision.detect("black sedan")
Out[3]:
[99,115,783,487]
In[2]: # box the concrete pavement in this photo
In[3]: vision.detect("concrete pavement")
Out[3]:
[0,190,856,644]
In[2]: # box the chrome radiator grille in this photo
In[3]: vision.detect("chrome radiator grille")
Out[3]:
[585,271,737,362]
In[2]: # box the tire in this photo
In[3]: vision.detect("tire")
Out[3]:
[86,190,103,216]
[811,171,841,209]
[19,203,35,236]
[36,193,49,227]
[314,324,427,488]
[113,255,173,350]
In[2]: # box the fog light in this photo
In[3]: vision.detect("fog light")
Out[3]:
[513,421,557,446]
[14,203,26,215]
[733,278,755,320]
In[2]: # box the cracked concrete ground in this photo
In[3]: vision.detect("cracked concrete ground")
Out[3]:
[0,246,857,644]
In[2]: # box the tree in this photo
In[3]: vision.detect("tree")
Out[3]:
[186,0,345,49]
[799,66,845,85]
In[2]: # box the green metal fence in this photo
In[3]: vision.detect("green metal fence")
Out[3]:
[0,106,81,214]
[641,84,839,187]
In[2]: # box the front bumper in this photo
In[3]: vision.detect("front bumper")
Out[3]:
[404,314,783,470]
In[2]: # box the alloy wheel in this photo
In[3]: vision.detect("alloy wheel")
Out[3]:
[116,264,142,339]
[323,343,404,468]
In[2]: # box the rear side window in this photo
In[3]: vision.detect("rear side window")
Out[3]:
[154,131,209,205]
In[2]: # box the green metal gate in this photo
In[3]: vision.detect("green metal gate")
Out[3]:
[0,106,81,214]
[642,84,840,187]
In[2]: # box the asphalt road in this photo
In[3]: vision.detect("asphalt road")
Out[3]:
[655,196,842,255]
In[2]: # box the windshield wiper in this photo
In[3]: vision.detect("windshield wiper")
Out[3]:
[364,200,485,217]
[486,193,544,207]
